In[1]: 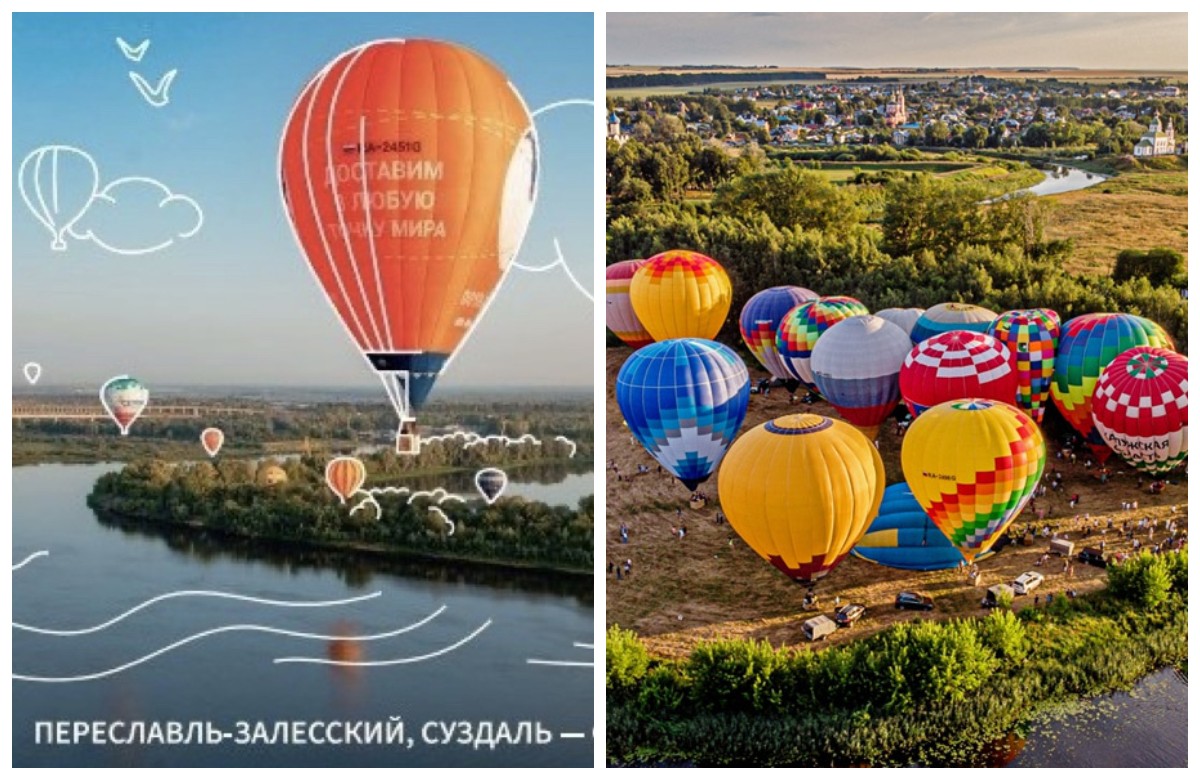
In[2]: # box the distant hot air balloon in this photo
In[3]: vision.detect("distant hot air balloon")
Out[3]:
[775,296,870,389]
[325,456,367,504]
[910,302,998,345]
[606,260,653,348]
[280,40,538,455]
[902,399,1045,563]
[200,427,225,458]
[629,250,732,341]
[900,330,1018,417]
[987,309,1060,423]
[811,315,911,438]
[1051,313,1175,461]
[18,145,100,251]
[475,467,508,504]
[1092,347,1188,475]
[853,483,993,571]
[739,285,819,382]
[99,376,149,435]
[874,307,925,339]
[616,338,750,490]
[718,414,885,583]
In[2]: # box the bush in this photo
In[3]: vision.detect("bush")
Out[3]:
[1113,247,1186,287]
[1107,552,1173,609]
[979,610,1027,661]
[607,626,651,698]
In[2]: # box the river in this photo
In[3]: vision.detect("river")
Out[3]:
[12,464,594,767]
[1004,667,1188,768]
[1020,164,1109,197]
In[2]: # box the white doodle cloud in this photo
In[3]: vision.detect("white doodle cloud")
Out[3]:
[68,176,203,255]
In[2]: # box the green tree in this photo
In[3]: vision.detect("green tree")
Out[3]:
[712,165,864,236]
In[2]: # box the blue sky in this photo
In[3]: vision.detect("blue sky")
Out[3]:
[12,13,594,390]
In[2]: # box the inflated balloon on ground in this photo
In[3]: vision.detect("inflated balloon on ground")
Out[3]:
[718,414,885,583]
[739,285,818,381]
[853,482,993,571]
[987,309,1060,423]
[811,314,911,438]
[899,331,1018,417]
[902,399,1045,564]
[775,296,870,389]
[1092,347,1187,475]
[605,260,653,348]
[616,338,750,490]
[629,250,732,341]
[910,302,998,345]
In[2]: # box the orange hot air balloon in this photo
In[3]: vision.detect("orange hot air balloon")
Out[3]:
[280,40,538,454]
[325,457,367,504]
[200,427,224,458]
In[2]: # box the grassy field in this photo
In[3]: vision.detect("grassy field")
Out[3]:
[605,348,1187,660]
[1045,169,1188,274]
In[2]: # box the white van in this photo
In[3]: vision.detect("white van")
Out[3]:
[1012,571,1045,595]
[802,614,837,642]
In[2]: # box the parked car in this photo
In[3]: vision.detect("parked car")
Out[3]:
[982,583,1015,608]
[1012,571,1045,595]
[834,603,866,627]
[1078,547,1107,567]
[895,591,934,611]
[802,614,837,641]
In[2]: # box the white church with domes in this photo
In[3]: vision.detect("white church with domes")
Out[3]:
[1133,112,1177,157]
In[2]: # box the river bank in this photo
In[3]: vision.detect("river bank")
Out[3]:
[606,555,1187,766]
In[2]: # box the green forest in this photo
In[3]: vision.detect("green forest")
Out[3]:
[88,454,594,574]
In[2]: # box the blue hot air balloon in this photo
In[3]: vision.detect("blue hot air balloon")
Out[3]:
[853,482,994,571]
[739,285,818,381]
[616,338,750,490]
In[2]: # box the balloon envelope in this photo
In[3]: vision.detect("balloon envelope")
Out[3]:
[280,40,537,434]
[616,338,750,490]
[853,483,993,571]
[1093,347,1188,474]
[325,457,367,504]
[811,315,911,437]
[874,307,925,338]
[910,302,997,345]
[629,250,732,341]
[900,330,1018,417]
[775,296,870,388]
[475,467,508,504]
[606,260,653,348]
[201,427,225,458]
[100,376,149,435]
[902,399,1045,563]
[718,414,885,583]
[739,285,819,380]
[987,309,1060,423]
[1051,313,1175,460]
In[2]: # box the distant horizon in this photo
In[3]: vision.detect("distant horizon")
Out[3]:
[607,13,1188,71]
[607,64,1187,72]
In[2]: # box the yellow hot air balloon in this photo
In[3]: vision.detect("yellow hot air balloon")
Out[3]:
[901,399,1046,563]
[630,249,732,341]
[717,414,885,583]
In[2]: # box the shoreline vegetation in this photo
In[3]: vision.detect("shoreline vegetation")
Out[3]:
[606,550,1187,767]
[87,453,594,576]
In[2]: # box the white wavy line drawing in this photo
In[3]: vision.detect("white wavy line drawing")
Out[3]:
[115,37,150,62]
[13,590,383,637]
[129,69,177,108]
[68,175,203,256]
[427,506,456,537]
[530,98,593,119]
[274,619,491,666]
[526,659,593,668]
[13,607,447,684]
[12,551,49,572]
[512,237,593,303]
[348,485,465,521]
[554,436,578,459]
[528,638,594,667]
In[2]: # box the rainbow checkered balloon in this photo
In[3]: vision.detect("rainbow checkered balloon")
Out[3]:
[1051,313,1174,461]
[1093,347,1187,475]
[987,309,1061,423]
[902,399,1046,563]
[739,286,819,380]
[775,296,869,388]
